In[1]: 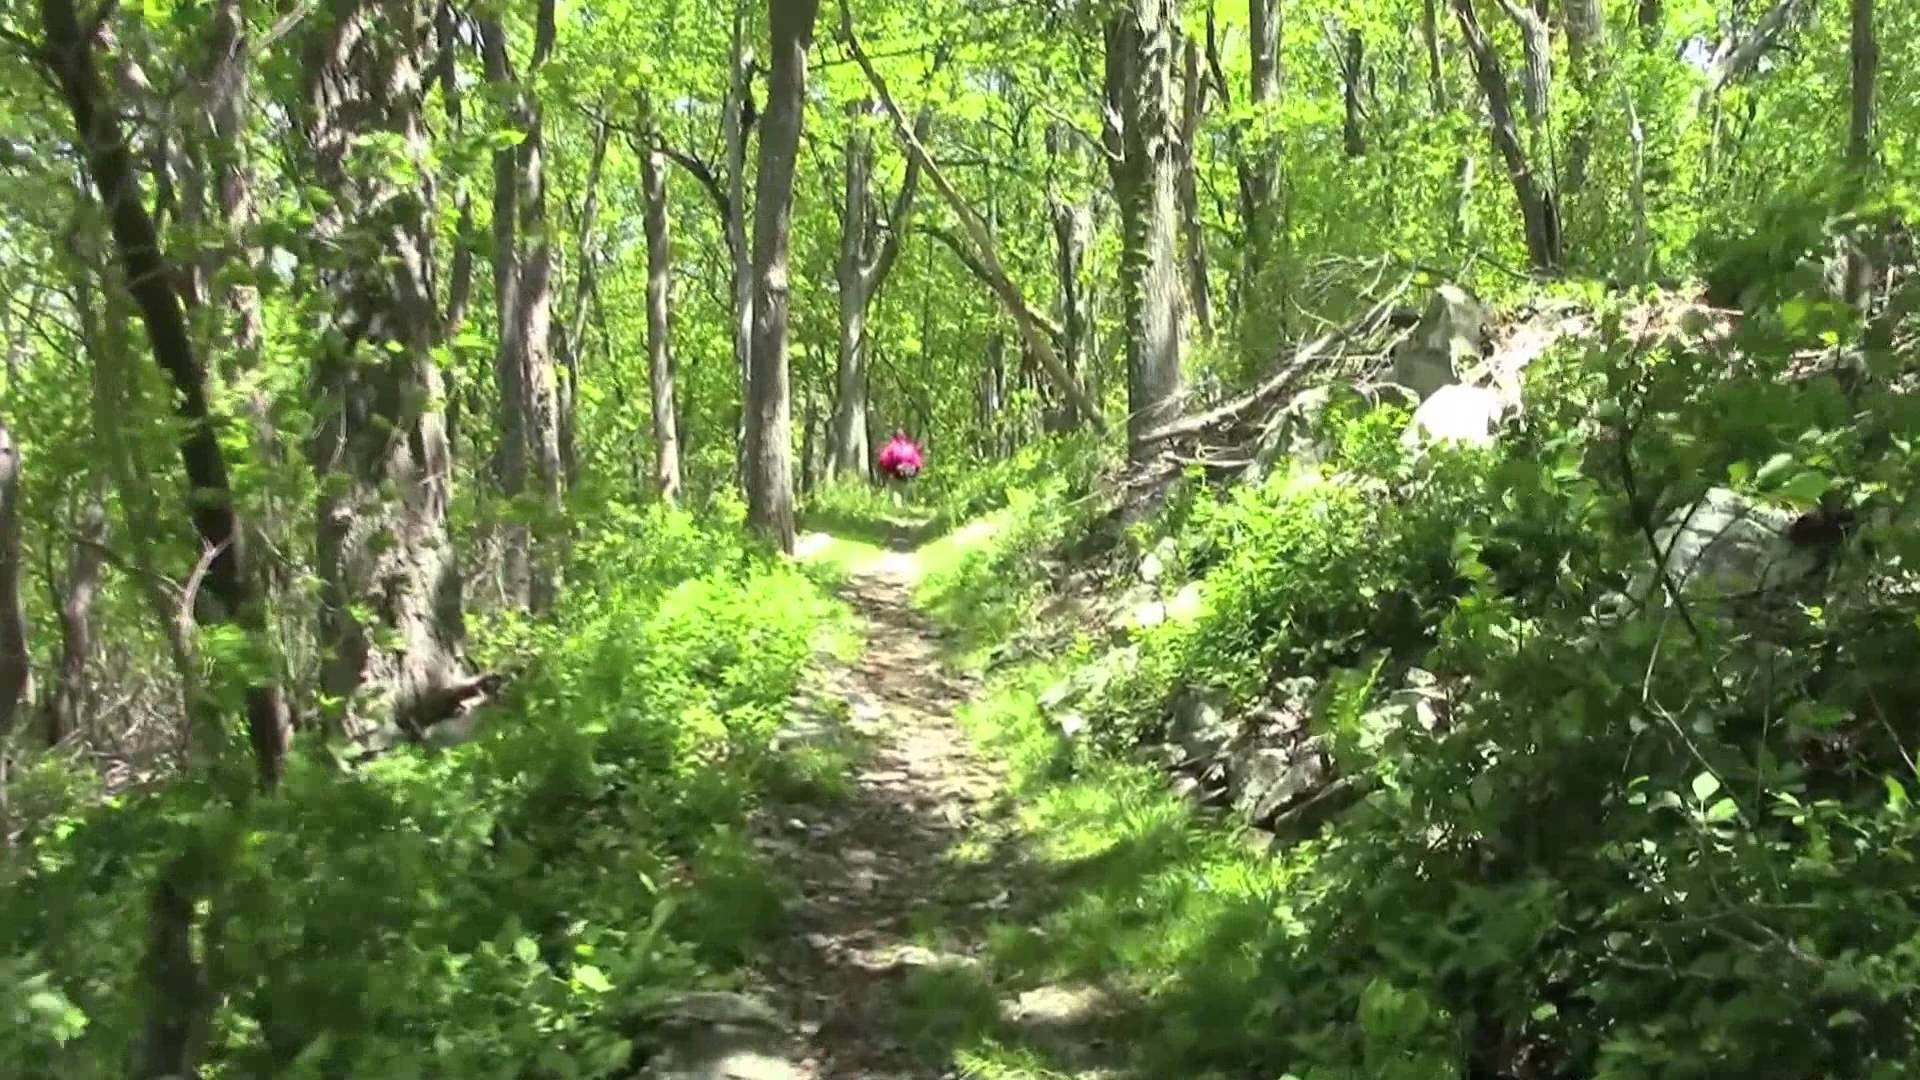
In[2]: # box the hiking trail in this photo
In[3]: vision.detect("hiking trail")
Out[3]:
[650,533,1127,1079]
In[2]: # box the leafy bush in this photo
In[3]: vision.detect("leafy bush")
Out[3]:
[0,506,841,1077]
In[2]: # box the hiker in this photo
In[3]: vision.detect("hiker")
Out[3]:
[877,428,923,506]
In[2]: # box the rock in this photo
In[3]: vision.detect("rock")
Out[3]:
[1136,536,1178,584]
[1238,828,1280,857]
[1230,739,1331,825]
[1392,285,1487,402]
[1001,983,1121,1029]
[640,991,802,1080]
[1402,383,1505,450]
[1170,775,1204,803]
[1388,667,1451,734]
[1165,581,1205,623]
[1057,711,1089,740]
[1169,693,1233,764]
[1648,487,1822,601]
[648,992,787,1031]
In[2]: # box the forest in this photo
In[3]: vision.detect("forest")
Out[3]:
[0,0,1916,1074]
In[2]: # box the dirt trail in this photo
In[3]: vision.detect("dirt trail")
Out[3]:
[649,540,1126,1080]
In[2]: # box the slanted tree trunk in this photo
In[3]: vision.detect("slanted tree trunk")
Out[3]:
[830,104,927,481]
[744,0,822,552]
[480,0,562,611]
[437,0,475,341]
[846,9,1104,430]
[43,496,105,746]
[40,0,289,785]
[301,0,475,737]
[1104,0,1187,459]
[640,131,683,502]
[0,423,26,740]
[1453,0,1562,270]
[1338,26,1368,156]
[1177,38,1215,337]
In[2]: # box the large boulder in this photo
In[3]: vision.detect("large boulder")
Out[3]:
[1169,691,1235,764]
[1229,737,1332,826]
[1392,286,1487,402]
[1401,383,1505,450]
[638,992,801,1080]
[1648,487,1823,602]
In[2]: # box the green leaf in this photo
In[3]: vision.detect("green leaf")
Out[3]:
[574,964,613,993]
[1886,776,1910,816]
[1531,1003,1558,1022]
[514,936,539,964]
[1704,797,1739,823]
[1691,772,1722,802]
[1779,471,1831,505]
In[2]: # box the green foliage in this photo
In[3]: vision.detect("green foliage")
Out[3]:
[930,280,1920,1077]
[0,510,841,1076]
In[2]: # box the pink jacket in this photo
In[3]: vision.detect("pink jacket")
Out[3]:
[878,436,923,476]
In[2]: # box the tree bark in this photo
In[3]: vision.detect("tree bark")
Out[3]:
[558,116,611,489]
[744,0,822,553]
[40,0,289,786]
[830,104,927,480]
[1242,0,1281,277]
[845,6,1104,431]
[43,497,105,746]
[1453,0,1562,270]
[1561,0,1605,197]
[436,0,475,341]
[0,423,26,741]
[726,0,756,490]
[1339,26,1368,157]
[641,133,683,502]
[1421,0,1449,110]
[1046,125,1093,392]
[300,0,471,737]
[479,2,561,610]
[1844,0,1877,306]
[1177,38,1215,337]
[1104,0,1187,460]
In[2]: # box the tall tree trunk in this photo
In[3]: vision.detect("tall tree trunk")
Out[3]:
[1048,125,1093,392]
[1104,0,1187,460]
[726,0,756,490]
[1422,0,1449,110]
[43,497,106,746]
[0,423,26,741]
[1340,26,1368,156]
[558,116,611,489]
[437,0,475,341]
[41,0,288,785]
[1844,0,1877,306]
[744,0,822,553]
[480,1,561,611]
[830,102,876,481]
[1561,0,1604,198]
[1177,38,1215,337]
[301,0,474,737]
[641,134,683,502]
[1453,0,1562,270]
[1242,0,1281,278]
[831,104,928,481]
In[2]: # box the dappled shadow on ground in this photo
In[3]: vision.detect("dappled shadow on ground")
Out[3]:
[795,507,943,553]
[744,568,1137,1079]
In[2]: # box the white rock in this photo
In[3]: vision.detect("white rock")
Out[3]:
[1402,383,1505,449]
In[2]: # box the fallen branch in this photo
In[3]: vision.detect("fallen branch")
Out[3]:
[1140,274,1412,444]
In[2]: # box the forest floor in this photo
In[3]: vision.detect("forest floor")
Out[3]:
[680,528,1134,1080]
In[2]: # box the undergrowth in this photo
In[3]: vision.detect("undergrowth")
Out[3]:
[901,279,1920,1078]
[0,504,847,1077]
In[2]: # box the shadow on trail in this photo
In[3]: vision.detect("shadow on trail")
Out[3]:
[797,507,945,553]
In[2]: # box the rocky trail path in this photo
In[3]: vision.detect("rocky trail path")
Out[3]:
[647,537,1127,1079]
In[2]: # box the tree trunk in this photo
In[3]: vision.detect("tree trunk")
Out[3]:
[40,0,288,786]
[437,0,475,341]
[641,135,683,502]
[1178,38,1215,337]
[1104,0,1187,460]
[830,103,876,481]
[480,1,561,611]
[301,0,472,737]
[726,0,755,491]
[43,497,105,746]
[1453,0,1561,270]
[1242,0,1281,277]
[744,0,822,553]
[1046,127,1092,392]
[1422,0,1449,110]
[1340,27,1368,156]
[1844,0,1877,306]
[0,423,26,741]
[558,117,610,489]
[830,104,928,481]
[1561,0,1605,198]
